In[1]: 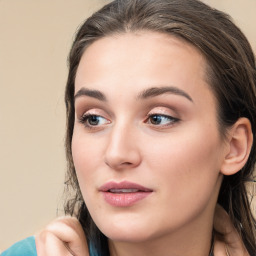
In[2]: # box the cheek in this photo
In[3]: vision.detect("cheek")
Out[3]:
[72,125,106,167]
[147,128,221,169]
[71,132,103,195]
[144,126,223,205]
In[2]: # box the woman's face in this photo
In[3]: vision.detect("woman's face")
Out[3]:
[72,32,227,243]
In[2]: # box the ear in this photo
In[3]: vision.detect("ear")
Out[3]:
[220,117,253,176]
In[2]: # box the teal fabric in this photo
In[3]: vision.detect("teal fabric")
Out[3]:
[1,236,37,256]
[1,236,98,256]
[89,244,98,256]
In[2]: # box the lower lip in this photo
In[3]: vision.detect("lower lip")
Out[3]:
[102,192,152,207]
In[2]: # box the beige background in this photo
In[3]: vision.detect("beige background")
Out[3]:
[0,0,255,251]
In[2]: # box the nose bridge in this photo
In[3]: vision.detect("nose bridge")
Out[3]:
[104,119,141,169]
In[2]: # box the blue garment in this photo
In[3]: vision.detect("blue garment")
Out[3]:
[1,236,97,256]
[1,236,37,256]
[1,236,214,255]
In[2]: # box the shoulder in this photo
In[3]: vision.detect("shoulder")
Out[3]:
[1,236,37,256]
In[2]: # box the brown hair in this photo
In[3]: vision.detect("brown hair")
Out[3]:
[64,0,256,255]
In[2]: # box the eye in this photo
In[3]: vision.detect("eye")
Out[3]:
[79,114,110,128]
[146,114,179,126]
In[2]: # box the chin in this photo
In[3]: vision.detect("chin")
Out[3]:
[95,217,155,242]
[104,228,155,243]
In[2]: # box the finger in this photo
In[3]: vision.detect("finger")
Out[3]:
[213,204,249,255]
[214,205,240,245]
[36,216,89,256]
[36,231,74,256]
[213,239,228,256]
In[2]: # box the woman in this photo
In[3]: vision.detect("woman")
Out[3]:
[2,0,255,255]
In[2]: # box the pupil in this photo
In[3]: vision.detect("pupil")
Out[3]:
[151,115,161,124]
[89,116,99,125]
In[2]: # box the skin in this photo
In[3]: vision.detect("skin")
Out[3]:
[35,206,250,256]
[36,31,252,256]
[72,32,228,256]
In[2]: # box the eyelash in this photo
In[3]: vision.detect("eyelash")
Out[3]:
[145,114,179,127]
[78,113,179,129]
[79,114,110,129]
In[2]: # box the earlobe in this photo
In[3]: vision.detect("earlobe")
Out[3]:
[220,118,253,176]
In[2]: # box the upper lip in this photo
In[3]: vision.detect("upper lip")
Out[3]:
[99,181,153,192]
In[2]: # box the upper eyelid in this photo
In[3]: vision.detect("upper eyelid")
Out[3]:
[75,104,114,119]
[147,107,179,117]
[146,113,174,119]
[77,108,109,119]
[76,105,180,121]
[146,113,179,121]
[81,113,109,121]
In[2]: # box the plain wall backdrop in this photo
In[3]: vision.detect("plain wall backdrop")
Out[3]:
[0,0,255,250]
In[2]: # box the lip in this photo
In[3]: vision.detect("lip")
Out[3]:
[99,181,153,207]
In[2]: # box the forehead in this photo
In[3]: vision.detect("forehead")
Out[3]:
[75,31,211,102]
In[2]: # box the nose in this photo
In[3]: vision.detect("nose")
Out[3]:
[104,124,142,170]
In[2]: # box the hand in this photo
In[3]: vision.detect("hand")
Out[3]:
[35,216,89,256]
[213,204,249,256]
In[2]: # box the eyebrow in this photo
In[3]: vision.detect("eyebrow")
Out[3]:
[74,88,107,101]
[137,86,193,102]
[74,86,193,103]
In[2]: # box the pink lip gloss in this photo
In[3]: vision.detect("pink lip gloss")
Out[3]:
[102,191,152,207]
[99,181,153,207]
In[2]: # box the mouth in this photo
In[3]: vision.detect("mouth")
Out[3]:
[108,188,144,193]
[99,181,153,207]
[99,181,153,193]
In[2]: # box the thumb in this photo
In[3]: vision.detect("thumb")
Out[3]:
[213,204,249,256]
